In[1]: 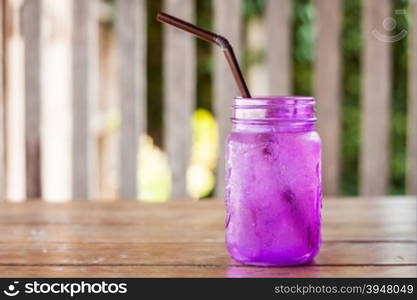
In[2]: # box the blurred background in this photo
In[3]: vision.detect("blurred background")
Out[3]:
[0,0,415,202]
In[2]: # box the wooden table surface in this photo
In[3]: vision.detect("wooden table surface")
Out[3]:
[0,197,415,278]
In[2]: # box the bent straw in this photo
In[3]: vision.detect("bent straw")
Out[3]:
[157,12,251,98]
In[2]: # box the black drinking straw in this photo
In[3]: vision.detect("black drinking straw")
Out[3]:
[157,12,251,98]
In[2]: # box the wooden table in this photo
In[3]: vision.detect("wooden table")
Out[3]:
[0,197,415,277]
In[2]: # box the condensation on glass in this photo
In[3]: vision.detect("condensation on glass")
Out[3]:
[225,96,322,266]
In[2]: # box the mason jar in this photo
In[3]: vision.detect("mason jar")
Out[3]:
[225,96,322,266]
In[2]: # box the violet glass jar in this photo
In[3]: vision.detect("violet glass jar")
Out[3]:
[225,96,322,266]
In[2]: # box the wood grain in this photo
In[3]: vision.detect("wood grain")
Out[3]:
[163,0,195,199]
[0,198,414,225]
[0,265,414,278]
[314,0,342,195]
[0,221,413,243]
[97,21,118,199]
[22,0,42,199]
[213,0,242,196]
[407,0,417,194]
[360,0,391,195]
[0,0,4,200]
[0,198,415,277]
[0,242,414,266]
[116,0,146,200]
[4,0,26,201]
[72,0,98,199]
[266,0,292,95]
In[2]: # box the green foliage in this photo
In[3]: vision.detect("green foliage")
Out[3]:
[243,0,265,19]
[143,0,410,197]
[188,109,218,198]
[390,0,409,194]
[146,0,164,147]
[293,0,314,95]
[139,135,171,202]
[196,0,213,111]
[341,0,362,195]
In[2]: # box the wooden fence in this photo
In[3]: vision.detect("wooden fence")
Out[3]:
[0,0,416,201]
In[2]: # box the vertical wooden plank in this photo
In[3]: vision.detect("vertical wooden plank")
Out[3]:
[246,18,268,95]
[116,0,146,200]
[72,0,98,200]
[214,0,242,196]
[407,0,417,194]
[22,0,41,199]
[5,0,26,201]
[41,0,73,201]
[163,0,195,199]
[266,0,292,95]
[0,0,5,199]
[314,0,342,195]
[98,18,119,199]
[360,0,391,196]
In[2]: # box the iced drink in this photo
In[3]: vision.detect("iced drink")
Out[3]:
[225,96,322,266]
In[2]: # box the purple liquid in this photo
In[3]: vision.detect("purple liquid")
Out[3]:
[225,96,322,266]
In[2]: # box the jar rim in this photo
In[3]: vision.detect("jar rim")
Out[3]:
[234,95,315,105]
[231,95,316,130]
